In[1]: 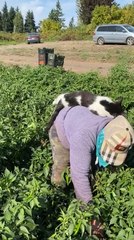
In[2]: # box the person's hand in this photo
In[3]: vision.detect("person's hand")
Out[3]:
[91,218,104,239]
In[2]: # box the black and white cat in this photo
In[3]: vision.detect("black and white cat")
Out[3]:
[45,91,124,132]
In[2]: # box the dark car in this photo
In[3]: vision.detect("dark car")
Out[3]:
[27,32,40,44]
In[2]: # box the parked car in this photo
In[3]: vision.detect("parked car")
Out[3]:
[93,24,134,45]
[27,32,40,44]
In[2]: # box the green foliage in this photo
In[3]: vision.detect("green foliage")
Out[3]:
[0,63,134,239]
[24,10,36,33]
[0,3,24,33]
[54,28,78,41]
[50,168,134,240]
[110,5,123,23]
[48,0,65,28]
[0,12,2,31]
[76,0,115,24]
[0,32,26,45]
[91,5,121,27]
[76,0,94,25]
[2,2,10,32]
[8,7,16,32]
[94,168,134,239]
[107,64,134,115]
[13,11,24,33]
[49,199,93,240]
[40,19,61,37]
[69,17,75,28]
[120,4,134,26]
[0,2,35,33]
[90,4,134,29]
[91,5,111,26]
[41,25,92,41]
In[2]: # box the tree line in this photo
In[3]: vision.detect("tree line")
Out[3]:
[0,0,134,35]
[78,0,134,27]
[76,0,115,24]
[0,0,117,33]
[0,2,36,33]
[39,0,116,31]
[0,0,67,33]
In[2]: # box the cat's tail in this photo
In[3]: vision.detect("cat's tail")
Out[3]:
[53,93,66,105]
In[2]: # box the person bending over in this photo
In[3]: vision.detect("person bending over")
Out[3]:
[49,106,134,239]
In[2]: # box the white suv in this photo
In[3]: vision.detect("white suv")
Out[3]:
[93,24,134,45]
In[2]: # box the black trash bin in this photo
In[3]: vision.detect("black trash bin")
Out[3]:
[56,54,65,67]
[38,48,54,65]
[47,53,65,67]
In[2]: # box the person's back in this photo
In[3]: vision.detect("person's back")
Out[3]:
[55,106,112,150]
[54,106,112,203]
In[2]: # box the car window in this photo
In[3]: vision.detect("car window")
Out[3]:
[116,26,126,32]
[97,26,108,32]
[28,32,39,36]
[107,26,116,32]
[123,25,134,33]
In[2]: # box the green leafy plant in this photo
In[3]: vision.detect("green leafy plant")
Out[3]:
[0,63,133,239]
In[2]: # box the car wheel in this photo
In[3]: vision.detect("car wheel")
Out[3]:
[126,37,134,45]
[97,37,105,45]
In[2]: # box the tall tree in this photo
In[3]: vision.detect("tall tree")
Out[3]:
[48,9,59,22]
[2,2,10,31]
[69,17,75,28]
[8,7,16,32]
[55,0,65,27]
[97,0,114,6]
[15,7,19,13]
[76,0,115,24]
[13,11,24,33]
[0,12,2,31]
[24,10,36,32]
[48,0,65,28]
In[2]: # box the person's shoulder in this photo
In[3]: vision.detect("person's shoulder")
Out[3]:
[71,105,91,112]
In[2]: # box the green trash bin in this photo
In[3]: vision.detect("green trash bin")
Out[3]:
[47,53,56,67]
[47,53,65,67]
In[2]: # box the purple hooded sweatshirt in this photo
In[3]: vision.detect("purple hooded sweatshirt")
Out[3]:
[54,106,112,203]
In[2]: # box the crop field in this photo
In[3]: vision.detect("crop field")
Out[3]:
[0,48,134,239]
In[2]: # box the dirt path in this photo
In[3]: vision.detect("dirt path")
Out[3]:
[0,41,133,76]
[65,60,114,75]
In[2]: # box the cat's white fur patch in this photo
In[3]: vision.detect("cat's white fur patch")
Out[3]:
[88,96,113,117]
[53,93,69,107]
[75,96,82,105]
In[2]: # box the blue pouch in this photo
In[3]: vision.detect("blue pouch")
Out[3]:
[96,129,109,168]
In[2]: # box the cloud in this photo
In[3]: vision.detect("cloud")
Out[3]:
[117,0,132,5]
[20,0,46,24]
[19,0,77,26]
[61,1,77,25]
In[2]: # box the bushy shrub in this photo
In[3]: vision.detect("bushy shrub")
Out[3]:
[41,25,92,42]
[0,32,26,44]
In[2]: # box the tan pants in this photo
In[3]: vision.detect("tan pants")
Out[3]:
[49,125,69,187]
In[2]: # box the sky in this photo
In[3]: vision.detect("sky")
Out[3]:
[0,0,133,26]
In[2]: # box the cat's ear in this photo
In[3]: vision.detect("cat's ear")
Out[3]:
[115,97,123,105]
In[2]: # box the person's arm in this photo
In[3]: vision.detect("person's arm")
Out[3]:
[69,130,95,203]
[69,131,105,239]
